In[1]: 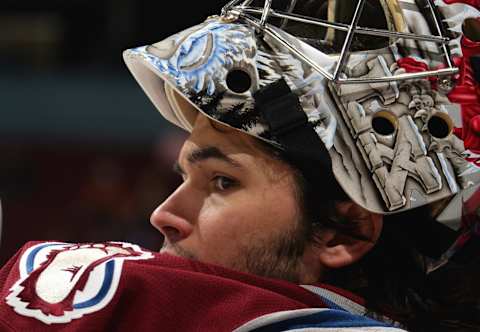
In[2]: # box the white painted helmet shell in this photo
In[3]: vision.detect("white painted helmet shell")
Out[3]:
[123,1,480,221]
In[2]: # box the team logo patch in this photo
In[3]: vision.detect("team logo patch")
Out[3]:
[5,242,153,324]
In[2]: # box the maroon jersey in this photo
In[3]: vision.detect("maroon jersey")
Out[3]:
[0,241,406,331]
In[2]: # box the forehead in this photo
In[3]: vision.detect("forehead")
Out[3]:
[180,114,294,179]
[184,114,265,156]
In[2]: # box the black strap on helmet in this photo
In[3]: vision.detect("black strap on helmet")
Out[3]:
[253,78,345,200]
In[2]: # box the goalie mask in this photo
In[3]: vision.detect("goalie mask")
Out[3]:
[124,0,480,267]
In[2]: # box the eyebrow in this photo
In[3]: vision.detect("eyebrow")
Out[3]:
[173,146,243,175]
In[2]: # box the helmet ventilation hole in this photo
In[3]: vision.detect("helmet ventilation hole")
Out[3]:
[428,113,453,139]
[371,111,397,136]
[226,69,251,93]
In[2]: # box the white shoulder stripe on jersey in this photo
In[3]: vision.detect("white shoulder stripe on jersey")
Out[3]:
[300,285,366,316]
[300,285,404,329]
[232,308,408,332]
[233,308,330,331]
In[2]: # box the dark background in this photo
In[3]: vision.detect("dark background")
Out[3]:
[0,0,225,265]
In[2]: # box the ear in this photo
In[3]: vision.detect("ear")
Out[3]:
[311,201,384,269]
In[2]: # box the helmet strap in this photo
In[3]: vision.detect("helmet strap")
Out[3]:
[253,78,345,200]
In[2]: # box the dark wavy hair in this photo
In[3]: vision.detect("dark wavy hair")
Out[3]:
[327,206,480,332]
[257,138,480,332]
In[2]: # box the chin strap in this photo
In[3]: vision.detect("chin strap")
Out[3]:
[253,78,345,200]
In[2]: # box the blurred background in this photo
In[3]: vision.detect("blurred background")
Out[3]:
[0,0,225,265]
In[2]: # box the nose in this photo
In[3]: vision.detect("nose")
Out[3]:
[150,185,195,243]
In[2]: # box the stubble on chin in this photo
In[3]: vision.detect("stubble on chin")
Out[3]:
[159,221,308,283]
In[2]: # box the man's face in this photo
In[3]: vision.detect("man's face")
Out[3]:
[150,114,312,282]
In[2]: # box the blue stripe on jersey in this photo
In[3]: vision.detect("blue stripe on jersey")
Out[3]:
[249,309,391,332]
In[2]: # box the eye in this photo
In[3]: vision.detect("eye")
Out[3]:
[213,175,237,191]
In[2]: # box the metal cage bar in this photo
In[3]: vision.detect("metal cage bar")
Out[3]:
[260,0,273,27]
[426,0,454,68]
[221,0,245,16]
[332,0,366,80]
[239,7,449,43]
[226,0,458,84]
[240,12,334,80]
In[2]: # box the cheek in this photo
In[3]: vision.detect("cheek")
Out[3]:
[197,186,299,247]
[259,187,300,230]
[196,196,257,244]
